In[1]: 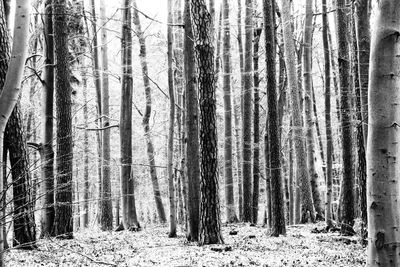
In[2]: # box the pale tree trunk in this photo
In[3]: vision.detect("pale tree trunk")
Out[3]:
[265,0,286,236]
[242,0,253,223]
[322,0,333,229]
[82,57,90,228]
[119,0,140,231]
[336,0,355,233]
[367,1,400,265]
[222,0,238,224]
[167,0,177,237]
[281,0,315,223]
[288,128,294,225]
[132,0,167,223]
[252,26,262,224]
[191,0,223,245]
[236,0,244,221]
[303,0,324,220]
[184,0,200,241]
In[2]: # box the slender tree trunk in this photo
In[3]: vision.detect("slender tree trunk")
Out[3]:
[222,0,238,223]
[191,0,223,245]
[52,0,73,238]
[322,0,333,229]
[167,0,177,237]
[184,0,200,241]
[82,57,90,228]
[288,128,294,225]
[367,1,400,265]
[336,0,355,233]
[303,0,324,220]
[311,85,326,182]
[242,0,253,223]
[281,0,315,223]
[132,0,167,223]
[120,0,140,231]
[265,0,286,236]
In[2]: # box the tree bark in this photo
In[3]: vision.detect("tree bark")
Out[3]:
[132,0,167,223]
[367,1,400,265]
[191,0,223,245]
[184,0,200,241]
[281,0,315,223]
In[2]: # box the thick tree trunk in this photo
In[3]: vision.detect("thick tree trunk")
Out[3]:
[167,0,177,237]
[264,0,286,236]
[132,0,167,223]
[222,0,238,224]
[281,0,315,223]
[184,0,200,241]
[242,0,253,223]
[191,0,223,245]
[322,0,333,229]
[303,0,324,220]
[4,105,36,248]
[367,1,400,265]
[120,0,140,231]
[336,0,355,233]
[99,0,113,231]
[52,0,73,238]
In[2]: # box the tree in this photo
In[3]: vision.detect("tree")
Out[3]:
[336,0,355,233]
[119,0,140,231]
[367,1,400,265]
[132,0,167,223]
[321,0,333,228]
[242,0,253,223]
[264,0,285,236]
[281,0,315,223]
[167,0,177,237]
[191,0,223,245]
[221,0,237,223]
[52,0,73,238]
[99,0,113,230]
[184,0,200,241]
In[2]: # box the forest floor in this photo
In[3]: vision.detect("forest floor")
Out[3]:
[6,222,366,266]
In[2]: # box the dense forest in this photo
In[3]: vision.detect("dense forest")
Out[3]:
[0,0,397,266]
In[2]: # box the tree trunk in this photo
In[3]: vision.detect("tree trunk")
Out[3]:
[167,0,177,237]
[120,0,140,231]
[288,128,294,225]
[281,0,315,223]
[336,0,355,233]
[321,0,333,229]
[184,0,200,241]
[367,1,400,265]
[191,0,223,245]
[242,0,253,223]
[132,0,167,223]
[52,0,73,238]
[82,57,90,228]
[264,0,286,236]
[303,0,324,220]
[222,0,238,224]
[4,104,36,248]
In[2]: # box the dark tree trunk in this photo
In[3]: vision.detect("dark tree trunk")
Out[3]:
[191,0,224,245]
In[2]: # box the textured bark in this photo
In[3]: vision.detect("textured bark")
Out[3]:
[99,0,113,231]
[303,0,324,220]
[264,0,286,236]
[322,0,333,229]
[336,0,355,232]
[120,0,140,231]
[367,1,400,265]
[354,0,369,240]
[4,105,36,248]
[52,0,73,238]
[288,128,294,225]
[167,0,177,237]
[242,0,253,223]
[312,85,326,182]
[132,0,167,223]
[252,26,262,224]
[184,0,200,241]
[191,0,223,245]
[82,58,90,228]
[222,0,237,223]
[281,0,315,223]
